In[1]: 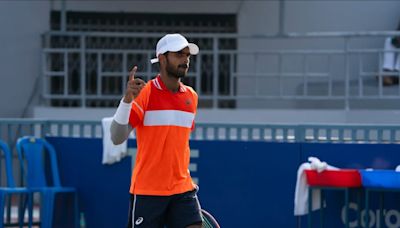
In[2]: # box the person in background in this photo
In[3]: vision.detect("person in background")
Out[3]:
[110,33,203,228]
[381,21,400,86]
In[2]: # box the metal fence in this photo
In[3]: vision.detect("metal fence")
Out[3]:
[41,31,400,109]
[1,119,400,148]
[2,118,399,185]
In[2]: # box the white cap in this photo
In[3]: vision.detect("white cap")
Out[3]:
[150,34,199,64]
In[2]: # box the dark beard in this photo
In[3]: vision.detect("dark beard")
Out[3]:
[166,59,187,79]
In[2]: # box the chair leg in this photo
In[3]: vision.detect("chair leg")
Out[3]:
[27,193,33,228]
[356,189,361,227]
[320,189,324,228]
[308,188,312,228]
[365,189,370,228]
[5,194,11,226]
[18,194,26,228]
[40,192,47,228]
[44,193,55,228]
[0,193,6,228]
[41,191,55,228]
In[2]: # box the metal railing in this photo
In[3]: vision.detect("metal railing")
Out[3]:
[41,31,400,109]
[2,118,400,186]
[1,119,400,148]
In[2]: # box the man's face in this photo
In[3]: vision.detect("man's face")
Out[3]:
[164,47,191,79]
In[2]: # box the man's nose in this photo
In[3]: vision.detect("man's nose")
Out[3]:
[183,56,190,64]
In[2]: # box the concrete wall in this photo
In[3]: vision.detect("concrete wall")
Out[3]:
[0,1,50,117]
[236,1,400,109]
[285,1,399,33]
[33,107,400,125]
[238,1,399,35]
[1,0,400,123]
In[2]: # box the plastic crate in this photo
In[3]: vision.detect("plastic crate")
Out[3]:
[360,170,400,189]
[305,169,362,187]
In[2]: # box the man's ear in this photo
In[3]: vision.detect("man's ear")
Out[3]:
[158,54,167,65]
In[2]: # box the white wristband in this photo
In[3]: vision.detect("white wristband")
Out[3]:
[113,99,132,125]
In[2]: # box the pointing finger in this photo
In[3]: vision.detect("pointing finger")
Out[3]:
[129,66,137,81]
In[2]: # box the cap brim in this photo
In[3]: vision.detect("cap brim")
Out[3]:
[188,43,199,55]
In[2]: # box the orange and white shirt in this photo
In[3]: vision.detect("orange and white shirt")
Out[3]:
[128,75,198,196]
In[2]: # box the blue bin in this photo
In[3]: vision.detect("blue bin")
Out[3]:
[360,170,400,189]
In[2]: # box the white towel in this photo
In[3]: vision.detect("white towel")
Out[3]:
[101,117,128,165]
[294,157,338,216]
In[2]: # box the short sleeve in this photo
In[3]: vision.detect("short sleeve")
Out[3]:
[188,86,198,131]
[129,83,151,128]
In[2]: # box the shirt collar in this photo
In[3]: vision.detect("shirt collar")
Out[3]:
[153,75,186,93]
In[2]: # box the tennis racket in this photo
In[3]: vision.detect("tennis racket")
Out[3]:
[201,209,220,228]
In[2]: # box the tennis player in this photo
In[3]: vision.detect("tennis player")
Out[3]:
[110,33,202,228]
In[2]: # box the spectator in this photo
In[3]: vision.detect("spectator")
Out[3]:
[381,21,400,86]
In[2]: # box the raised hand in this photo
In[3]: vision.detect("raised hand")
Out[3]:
[123,66,146,103]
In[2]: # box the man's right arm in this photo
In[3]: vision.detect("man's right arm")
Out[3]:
[110,66,146,145]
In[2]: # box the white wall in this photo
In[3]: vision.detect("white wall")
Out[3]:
[34,107,400,124]
[1,0,400,123]
[235,0,400,109]
[0,1,50,117]
[285,1,399,32]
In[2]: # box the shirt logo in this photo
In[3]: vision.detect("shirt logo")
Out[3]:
[185,99,191,105]
[135,217,144,225]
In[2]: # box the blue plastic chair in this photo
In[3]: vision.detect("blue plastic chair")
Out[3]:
[16,136,79,228]
[0,140,33,228]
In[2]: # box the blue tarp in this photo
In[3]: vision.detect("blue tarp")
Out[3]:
[47,137,400,228]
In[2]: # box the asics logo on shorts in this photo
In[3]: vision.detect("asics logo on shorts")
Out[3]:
[135,217,144,225]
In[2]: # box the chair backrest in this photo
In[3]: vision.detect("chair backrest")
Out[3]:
[16,136,61,188]
[0,140,17,188]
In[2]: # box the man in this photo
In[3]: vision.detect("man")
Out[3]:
[110,34,202,228]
